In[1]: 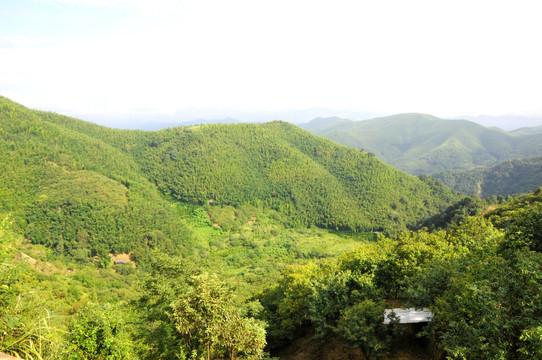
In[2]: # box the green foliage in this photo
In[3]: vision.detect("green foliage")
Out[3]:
[301,113,542,175]
[336,299,396,360]
[0,96,459,268]
[258,255,392,351]
[309,269,379,338]
[519,326,542,359]
[0,96,194,264]
[434,155,542,197]
[5,96,542,360]
[420,195,485,230]
[67,302,136,360]
[260,192,542,359]
[169,273,266,360]
[423,249,542,359]
[485,187,542,230]
[0,216,62,359]
[136,255,268,360]
[256,263,318,347]
[120,121,457,232]
[134,255,198,359]
[502,202,542,252]
[403,198,542,359]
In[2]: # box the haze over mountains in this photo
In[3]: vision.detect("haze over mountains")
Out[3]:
[74,107,380,131]
[300,114,542,176]
[75,109,542,132]
[461,115,542,131]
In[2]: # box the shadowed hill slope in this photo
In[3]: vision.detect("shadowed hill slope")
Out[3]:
[433,155,542,198]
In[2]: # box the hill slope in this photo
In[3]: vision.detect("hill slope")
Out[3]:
[0,97,457,249]
[0,96,195,264]
[433,155,542,198]
[128,121,460,231]
[300,114,542,175]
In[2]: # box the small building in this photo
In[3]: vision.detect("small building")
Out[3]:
[114,259,130,265]
[384,308,433,324]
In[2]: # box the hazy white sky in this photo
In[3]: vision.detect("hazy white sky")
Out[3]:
[1,0,542,123]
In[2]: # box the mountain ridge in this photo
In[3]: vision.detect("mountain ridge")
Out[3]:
[300,113,542,175]
[0,96,458,259]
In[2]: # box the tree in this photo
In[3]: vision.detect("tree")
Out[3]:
[218,315,266,360]
[67,302,136,360]
[256,263,318,349]
[336,299,397,360]
[169,273,266,360]
[308,268,377,338]
[503,203,542,252]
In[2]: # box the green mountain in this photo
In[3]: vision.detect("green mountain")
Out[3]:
[300,113,542,175]
[510,125,542,136]
[4,95,542,360]
[0,97,196,265]
[433,155,542,198]
[0,97,457,258]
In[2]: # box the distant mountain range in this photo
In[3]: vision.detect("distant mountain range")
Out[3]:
[300,113,542,175]
[75,108,379,130]
[75,110,542,132]
[460,115,542,131]
[9,97,542,200]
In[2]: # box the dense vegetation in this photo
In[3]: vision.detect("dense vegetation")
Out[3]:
[2,96,542,360]
[3,186,541,359]
[258,188,542,359]
[433,155,542,198]
[0,96,457,260]
[128,121,460,232]
[300,114,542,175]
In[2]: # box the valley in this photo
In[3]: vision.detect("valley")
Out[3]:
[1,97,542,359]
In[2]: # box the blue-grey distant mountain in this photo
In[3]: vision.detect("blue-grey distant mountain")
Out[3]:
[299,113,542,175]
[75,107,378,130]
[460,115,542,131]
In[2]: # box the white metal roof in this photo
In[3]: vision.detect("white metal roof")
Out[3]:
[384,308,433,324]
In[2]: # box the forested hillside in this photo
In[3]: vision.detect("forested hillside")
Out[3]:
[433,155,542,198]
[0,97,195,265]
[300,114,542,175]
[125,122,459,232]
[0,96,457,245]
[2,95,542,360]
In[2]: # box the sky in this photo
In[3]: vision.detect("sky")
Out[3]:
[1,0,542,126]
